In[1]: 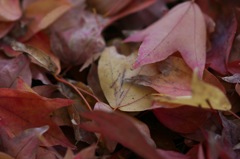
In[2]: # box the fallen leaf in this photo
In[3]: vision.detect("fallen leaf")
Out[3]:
[222,73,240,83]
[186,145,205,159]
[0,88,73,147]
[93,102,156,152]
[153,106,210,133]
[9,39,59,74]
[105,0,156,25]
[0,22,14,39]
[125,1,206,77]
[0,152,14,159]
[128,56,225,97]
[207,9,237,75]
[0,126,49,159]
[74,144,98,159]
[236,84,240,96]
[0,54,32,88]
[0,0,22,21]
[80,110,162,159]
[22,0,72,40]
[156,149,189,159]
[26,32,61,74]
[16,77,35,93]
[87,0,132,16]
[64,145,97,159]
[115,0,167,30]
[50,2,105,66]
[153,70,231,111]
[98,47,157,111]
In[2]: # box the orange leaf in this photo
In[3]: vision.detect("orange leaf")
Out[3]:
[23,0,72,40]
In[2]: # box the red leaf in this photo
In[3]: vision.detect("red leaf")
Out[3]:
[0,22,14,39]
[187,145,205,159]
[207,9,237,75]
[0,126,49,159]
[0,54,32,88]
[125,1,206,77]
[0,88,73,147]
[107,0,156,25]
[153,106,210,133]
[80,110,163,159]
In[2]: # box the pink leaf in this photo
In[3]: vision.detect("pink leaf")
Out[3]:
[125,1,206,77]
[0,0,22,21]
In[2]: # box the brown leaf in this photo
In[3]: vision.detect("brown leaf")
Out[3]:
[10,39,59,74]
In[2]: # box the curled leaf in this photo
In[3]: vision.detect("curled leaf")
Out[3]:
[9,39,58,74]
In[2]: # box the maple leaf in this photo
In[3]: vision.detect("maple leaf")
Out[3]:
[125,1,206,77]
[98,47,157,111]
[0,88,73,147]
[0,125,48,159]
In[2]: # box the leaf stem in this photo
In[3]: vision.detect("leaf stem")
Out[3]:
[75,85,101,102]
[54,75,93,111]
[228,110,240,120]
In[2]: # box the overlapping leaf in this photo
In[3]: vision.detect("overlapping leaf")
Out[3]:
[153,70,231,111]
[98,47,157,111]
[0,126,48,159]
[125,1,206,77]
[0,88,73,147]
[23,0,72,40]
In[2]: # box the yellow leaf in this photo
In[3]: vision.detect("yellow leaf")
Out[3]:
[98,47,157,111]
[153,70,231,111]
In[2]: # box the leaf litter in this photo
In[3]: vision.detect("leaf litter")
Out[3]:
[0,0,239,158]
